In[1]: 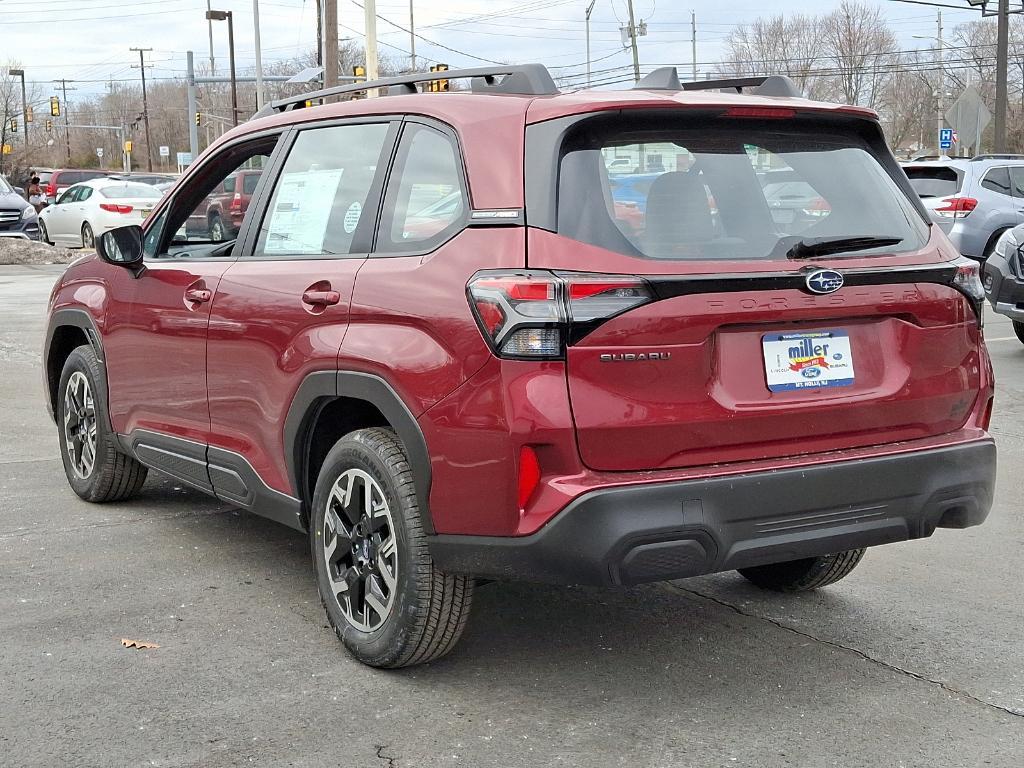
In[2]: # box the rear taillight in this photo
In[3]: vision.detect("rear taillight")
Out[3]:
[99,203,133,214]
[467,271,653,359]
[951,256,985,325]
[45,182,56,197]
[934,196,977,219]
[802,197,831,217]
[230,192,242,211]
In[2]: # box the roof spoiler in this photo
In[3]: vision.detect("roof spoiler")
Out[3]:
[634,68,802,98]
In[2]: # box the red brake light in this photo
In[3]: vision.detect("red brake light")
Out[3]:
[724,107,796,119]
[517,446,541,510]
[45,182,56,196]
[467,272,652,359]
[230,192,242,211]
[934,196,977,218]
[99,203,133,214]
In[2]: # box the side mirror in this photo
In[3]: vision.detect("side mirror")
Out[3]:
[96,225,145,273]
[14,187,26,199]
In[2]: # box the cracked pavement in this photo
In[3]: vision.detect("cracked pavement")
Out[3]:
[1,265,1022,767]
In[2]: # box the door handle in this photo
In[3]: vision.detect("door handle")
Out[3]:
[302,289,341,307]
[185,288,212,303]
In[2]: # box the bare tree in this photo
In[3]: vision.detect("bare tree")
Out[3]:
[820,1,897,107]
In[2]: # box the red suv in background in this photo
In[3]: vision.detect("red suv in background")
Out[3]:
[44,169,110,205]
[186,168,262,240]
[44,65,996,668]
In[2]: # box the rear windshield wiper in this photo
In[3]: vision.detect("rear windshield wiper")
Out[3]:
[786,236,904,260]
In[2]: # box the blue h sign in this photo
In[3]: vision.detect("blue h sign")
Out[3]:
[939,128,953,149]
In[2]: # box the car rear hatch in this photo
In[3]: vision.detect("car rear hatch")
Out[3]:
[903,163,968,233]
[508,107,985,472]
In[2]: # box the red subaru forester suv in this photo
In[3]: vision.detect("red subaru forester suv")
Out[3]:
[44,65,996,668]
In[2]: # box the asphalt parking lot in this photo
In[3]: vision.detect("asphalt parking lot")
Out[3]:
[2,264,1022,768]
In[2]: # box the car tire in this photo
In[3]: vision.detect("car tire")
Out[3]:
[208,213,225,242]
[311,427,474,668]
[738,549,866,593]
[1013,320,1024,345]
[38,220,50,245]
[81,222,95,250]
[57,345,148,502]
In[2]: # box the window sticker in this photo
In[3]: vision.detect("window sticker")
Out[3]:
[264,169,344,254]
[343,201,362,234]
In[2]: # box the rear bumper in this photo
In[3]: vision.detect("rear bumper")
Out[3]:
[429,440,996,586]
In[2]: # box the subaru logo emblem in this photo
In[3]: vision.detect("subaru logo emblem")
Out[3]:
[805,269,845,295]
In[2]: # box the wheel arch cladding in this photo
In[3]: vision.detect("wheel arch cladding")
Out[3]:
[285,371,434,533]
[44,309,105,423]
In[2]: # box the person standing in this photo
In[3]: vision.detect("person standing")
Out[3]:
[27,174,44,212]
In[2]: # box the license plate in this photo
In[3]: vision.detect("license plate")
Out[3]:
[763,330,855,392]
[771,208,795,224]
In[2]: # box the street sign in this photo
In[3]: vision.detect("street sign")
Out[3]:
[124,140,133,154]
[159,145,170,157]
[946,86,991,154]
[1,144,11,155]
[176,151,192,167]
[939,128,953,149]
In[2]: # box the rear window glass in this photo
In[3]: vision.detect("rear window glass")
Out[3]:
[556,117,929,261]
[904,166,962,198]
[243,173,260,194]
[100,183,162,199]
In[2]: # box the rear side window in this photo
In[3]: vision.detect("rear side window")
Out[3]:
[376,124,465,254]
[556,116,929,261]
[981,166,1012,196]
[100,183,161,199]
[254,122,390,257]
[1010,167,1024,198]
[904,166,962,198]
[243,174,260,194]
[223,176,236,193]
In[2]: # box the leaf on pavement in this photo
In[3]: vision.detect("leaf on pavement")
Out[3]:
[120,638,160,650]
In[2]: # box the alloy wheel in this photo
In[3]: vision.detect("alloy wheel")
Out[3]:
[322,468,399,632]
[209,216,225,242]
[82,223,94,249]
[63,371,97,479]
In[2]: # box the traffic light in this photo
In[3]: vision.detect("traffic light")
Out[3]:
[50,96,60,117]
[8,117,17,133]
[195,111,201,127]
[45,119,52,133]
[428,64,449,92]
[353,65,366,80]
[26,106,33,123]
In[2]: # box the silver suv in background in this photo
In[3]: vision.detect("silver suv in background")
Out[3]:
[903,155,1024,260]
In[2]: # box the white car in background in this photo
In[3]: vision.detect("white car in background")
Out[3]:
[38,178,162,248]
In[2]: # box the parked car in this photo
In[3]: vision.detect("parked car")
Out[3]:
[0,174,41,240]
[185,168,262,240]
[108,172,178,187]
[43,169,111,206]
[982,224,1024,343]
[902,155,1024,260]
[43,65,995,669]
[38,178,161,248]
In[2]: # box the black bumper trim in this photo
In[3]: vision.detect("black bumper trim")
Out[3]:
[428,441,996,586]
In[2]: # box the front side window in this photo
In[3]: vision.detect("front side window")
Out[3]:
[377,124,465,254]
[556,116,929,261]
[254,122,390,257]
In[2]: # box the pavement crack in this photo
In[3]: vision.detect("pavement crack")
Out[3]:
[374,745,397,768]
[662,582,1024,720]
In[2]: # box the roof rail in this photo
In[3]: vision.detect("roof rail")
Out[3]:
[969,153,1024,161]
[252,64,559,119]
[634,68,801,98]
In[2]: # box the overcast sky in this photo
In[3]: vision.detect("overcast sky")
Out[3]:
[1,0,987,101]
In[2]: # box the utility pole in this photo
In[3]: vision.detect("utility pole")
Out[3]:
[130,47,154,171]
[995,0,1009,152]
[253,0,266,110]
[691,11,697,81]
[187,51,199,160]
[206,0,216,75]
[936,10,944,157]
[409,0,416,71]
[625,0,641,84]
[54,79,74,163]
[365,0,380,93]
[585,0,596,87]
[8,69,28,147]
[324,0,338,95]
[316,0,323,67]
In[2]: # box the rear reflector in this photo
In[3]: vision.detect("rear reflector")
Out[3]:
[517,446,541,510]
